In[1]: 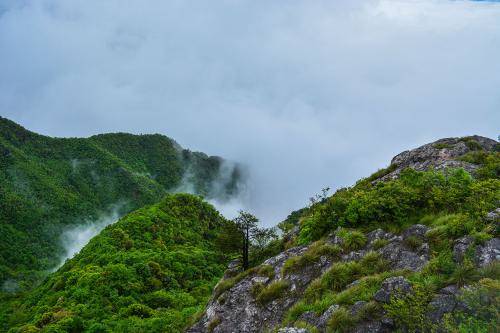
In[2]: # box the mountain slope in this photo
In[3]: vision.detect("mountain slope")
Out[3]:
[190,136,499,333]
[2,193,235,332]
[0,117,244,287]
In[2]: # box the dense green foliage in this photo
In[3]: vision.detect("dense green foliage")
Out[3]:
[0,117,242,287]
[2,194,235,332]
[298,166,499,245]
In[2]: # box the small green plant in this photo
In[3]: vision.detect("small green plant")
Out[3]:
[214,266,259,299]
[359,251,389,272]
[251,282,265,298]
[337,229,367,251]
[355,301,381,321]
[255,280,290,305]
[327,307,355,332]
[404,235,423,250]
[471,231,492,245]
[449,259,478,287]
[384,285,433,332]
[322,262,361,292]
[371,238,389,250]
[257,265,275,279]
[207,316,221,332]
[282,241,342,276]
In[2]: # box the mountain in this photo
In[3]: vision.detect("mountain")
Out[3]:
[1,133,498,333]
[0,117,244,288]
[2,194,236,332]
[190,136,499,333]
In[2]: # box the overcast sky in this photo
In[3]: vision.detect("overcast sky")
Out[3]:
[1,0,499,225]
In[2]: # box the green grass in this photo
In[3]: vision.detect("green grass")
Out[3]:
[255,280,291,305]
[337,229,367,251]
[282,241,342,276]
[326,307,355,332]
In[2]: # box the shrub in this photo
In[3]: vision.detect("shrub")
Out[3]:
[355,301,381,321]
[255,280,290,305]
[460,137,483,151]
[327,307,355,332]
[384,285,433,332]
[442,278,499,332]
[449,259,478,287]
[471,231,492,245]
[322,262,362,292]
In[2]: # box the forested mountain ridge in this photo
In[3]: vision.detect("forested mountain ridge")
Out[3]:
[0,116,244,289]
[2,194,236,332]
[1,128,498,333]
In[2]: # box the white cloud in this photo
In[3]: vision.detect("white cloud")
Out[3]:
[1,0,499,225]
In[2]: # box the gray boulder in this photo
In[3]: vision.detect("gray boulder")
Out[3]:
[379,240,429,271]
[374,276,413,303]
[453,236,474,263]
[475,238,500,267]
[401,224,429,240]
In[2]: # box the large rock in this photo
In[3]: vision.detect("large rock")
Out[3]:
[379,240,429,271]
[453,236,500,267]
[377,136,498,181]
[426,285,463,323]
[401,224,429,240]
[453,236,475,263]
[188,244,324,333]
[374,276,413,303]
[475,238,500,267]
[485,208,500,223]
[298,304,339,330]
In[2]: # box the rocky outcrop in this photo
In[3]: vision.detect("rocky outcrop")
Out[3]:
[377,136,498,181]
[189,224,435,333]
[453,235,500,267]
[426,285,463,323]
[373,276,413,303]
[190,217,500,333]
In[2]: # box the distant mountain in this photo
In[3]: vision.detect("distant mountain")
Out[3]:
[0,116,244,288]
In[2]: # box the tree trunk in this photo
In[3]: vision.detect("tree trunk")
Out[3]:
[243,226,249,270]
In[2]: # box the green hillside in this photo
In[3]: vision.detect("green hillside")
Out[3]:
[2,194,234,332]
[0,117,243,288]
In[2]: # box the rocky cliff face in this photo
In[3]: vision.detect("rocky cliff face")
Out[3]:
[188,136,499,333]
[189,222,499,333]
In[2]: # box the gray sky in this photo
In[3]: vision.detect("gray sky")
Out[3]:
[1,0,499,226]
